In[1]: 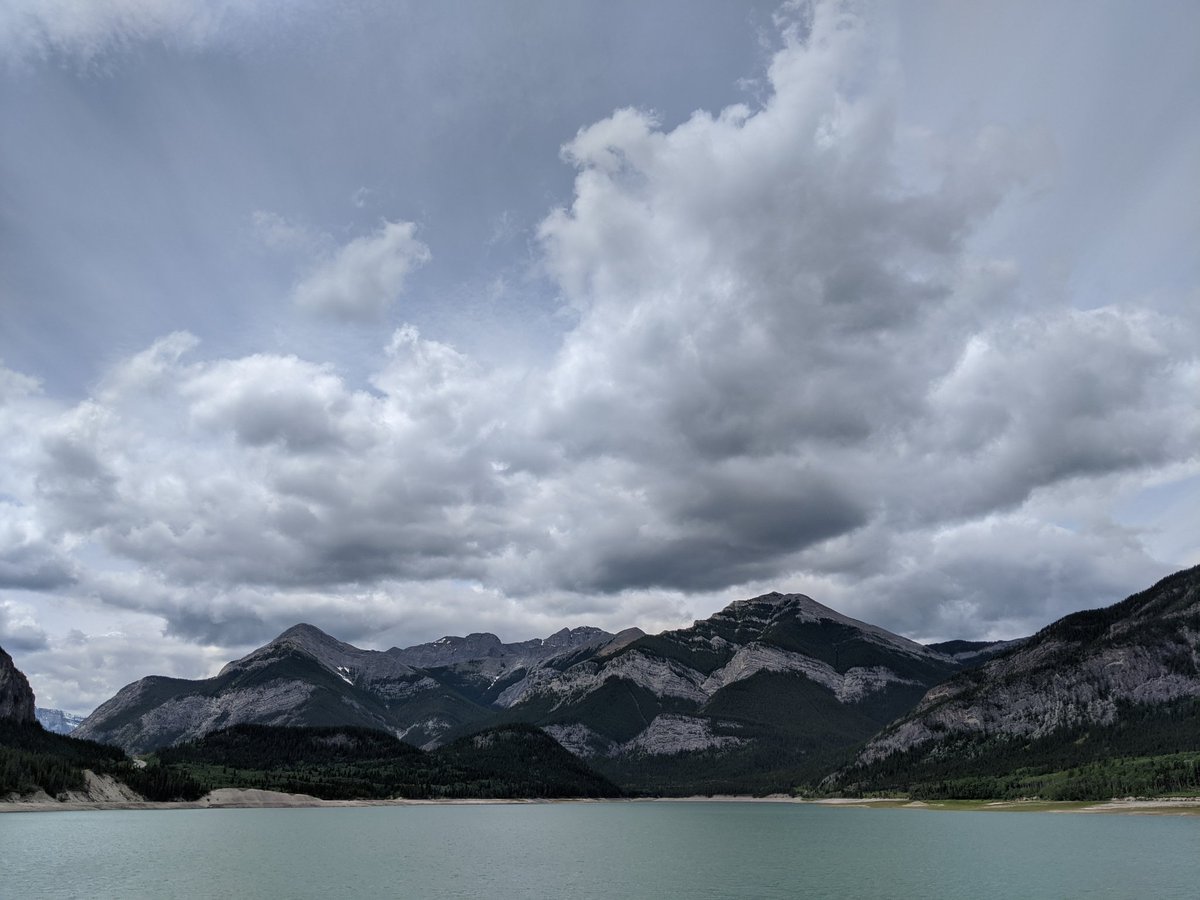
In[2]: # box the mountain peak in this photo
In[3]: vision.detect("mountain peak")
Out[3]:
[709,592,941,660]
[276,622,336,641]
[271,622,364,653]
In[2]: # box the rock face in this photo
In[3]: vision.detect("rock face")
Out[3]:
[35,708,86,734]
[850,565,1200,769]
[0,646,37,723]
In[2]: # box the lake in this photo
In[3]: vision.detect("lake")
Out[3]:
[2,801,1198,898]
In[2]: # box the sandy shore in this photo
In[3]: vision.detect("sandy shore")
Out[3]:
[4,790,1200,815]
[0,788,589,814]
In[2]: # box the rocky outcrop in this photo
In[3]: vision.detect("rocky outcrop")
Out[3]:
[852,565,1200,767]
[699,643,920,701]
[496,647,711,709]
[616,714,746,756]
[0,645,36,723]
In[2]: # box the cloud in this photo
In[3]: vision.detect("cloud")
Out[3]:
[11,619,230,712]
[0,600,49,652]
[0,508,76,591]
[252,211,327,256]
[0,0,288,65]
[292,221,431,321]
[819,512,1172,644]
[1,1,1197,700]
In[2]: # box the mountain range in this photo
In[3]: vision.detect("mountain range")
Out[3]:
[13,564,1200,799]
[74,591,987,792]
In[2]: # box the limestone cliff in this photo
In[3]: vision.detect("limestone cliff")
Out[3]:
[0,645,36,723]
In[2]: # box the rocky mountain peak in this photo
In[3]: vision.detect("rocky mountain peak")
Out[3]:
[545,626,608,647]
[216,622,403,681]
[271,622,374,658]
[0,645,37,723]
[695,591,948,664]
[273,622,346,649]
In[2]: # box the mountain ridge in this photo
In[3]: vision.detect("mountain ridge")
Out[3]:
[75,590,974,793]
[830,565,1200,796]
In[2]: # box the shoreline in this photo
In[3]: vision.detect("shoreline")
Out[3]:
[4,789,1200,816]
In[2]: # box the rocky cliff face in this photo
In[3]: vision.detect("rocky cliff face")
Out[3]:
[0,646,37,723]
[850,565,1200,768]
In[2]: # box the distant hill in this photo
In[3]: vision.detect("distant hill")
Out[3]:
[35,708,86,735]
[830,565,1200,799]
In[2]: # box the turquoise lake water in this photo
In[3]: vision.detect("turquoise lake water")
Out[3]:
[2,801,1198,899]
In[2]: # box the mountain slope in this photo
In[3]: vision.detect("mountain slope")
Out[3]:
[484,593,963,792]
[833,565,1200,796]
[155,722,622,799]
[74,624,496,753]
[73,624,615,753]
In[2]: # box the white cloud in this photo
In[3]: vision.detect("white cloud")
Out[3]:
[0,0,286,64]
[252,211,327,256]
[292,221,431,320]
[1,1,1196,706]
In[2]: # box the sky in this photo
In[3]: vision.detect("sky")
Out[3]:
[1,0,1197,713]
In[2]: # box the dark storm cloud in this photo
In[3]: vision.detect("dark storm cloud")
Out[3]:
[0,604,49,652]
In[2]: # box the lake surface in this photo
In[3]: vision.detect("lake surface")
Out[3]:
[3,801,1198,899]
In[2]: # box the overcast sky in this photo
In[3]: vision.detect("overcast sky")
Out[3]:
[2,0,1197,713]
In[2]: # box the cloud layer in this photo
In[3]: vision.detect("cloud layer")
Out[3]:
[1,2,1196,710]
[0,0,288,64]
